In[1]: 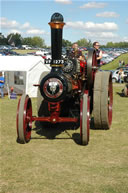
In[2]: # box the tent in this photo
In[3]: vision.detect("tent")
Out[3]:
[0,56,50,97]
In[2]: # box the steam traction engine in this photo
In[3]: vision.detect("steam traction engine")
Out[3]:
[16,13,113,145]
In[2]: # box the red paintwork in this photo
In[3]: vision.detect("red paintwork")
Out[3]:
[80,97,83,137]
[32,116,78,123]
[108,78,113,127]
[80,61,86,68]
[16,96,32,142]
[32,101,78,124]
[23,96,32,141]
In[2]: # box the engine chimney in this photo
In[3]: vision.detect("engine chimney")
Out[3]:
[49,13,65,71]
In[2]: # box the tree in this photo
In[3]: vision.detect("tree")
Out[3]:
[62,39,72,47]
[31,36,45,48]
[77,38,92,47]
[106,41,128,48]
[0,33,7,45]
[88,39,93,48]
[22,36,46,48]
[22,37,33,46]
[7,33,22,46]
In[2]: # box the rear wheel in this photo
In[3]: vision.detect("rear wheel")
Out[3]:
[93,71,113,129]
[124,84,128,96]
[80,92,90,145]
[101,71,113,129]
[87,49,97,88]
[93,71,102,128]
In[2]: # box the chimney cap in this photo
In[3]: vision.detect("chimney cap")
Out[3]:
[51,12,64,22]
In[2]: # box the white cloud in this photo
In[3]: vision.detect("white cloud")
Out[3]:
[123,36,128,42]
[66,21,118,31]
[84,31,120,45]
[126,19,128,24]
[8,29,22,34]
[26,29,46,35]
[0,17,48,37]
[0,17,19,29]
[85,31,118,39]
[80,2,107,9]
[21,22,31,29]
[96,12,120,18]
[55,0,72,4]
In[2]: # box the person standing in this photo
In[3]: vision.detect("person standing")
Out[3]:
[118,68,124,83]
[93,42,102,66]
[119,60,122,67]
[0,72,5,98]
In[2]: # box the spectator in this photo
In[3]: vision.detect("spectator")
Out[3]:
[93,42,102,66]
[118,69,124,83]
[0,72,5,98]
[121,60,125,66]
[119,60,122,67]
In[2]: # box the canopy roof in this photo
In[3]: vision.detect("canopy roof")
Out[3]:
[0,56,50,72]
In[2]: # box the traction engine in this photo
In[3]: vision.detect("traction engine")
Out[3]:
[16,13,113,145]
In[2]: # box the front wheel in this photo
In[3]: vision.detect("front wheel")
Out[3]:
[80,92,90,145]
[16,94,32,144]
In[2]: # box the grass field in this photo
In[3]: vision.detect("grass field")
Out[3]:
[100,53,128,70]
[1,83,128,193]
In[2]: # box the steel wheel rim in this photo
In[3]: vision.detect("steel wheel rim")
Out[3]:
[23,96,32,142]
[16,97,21,138]
[87,49,97,87]
[17,94,32,143]
[80,92,90,145]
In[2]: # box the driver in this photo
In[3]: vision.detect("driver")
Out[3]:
[69,42,85,61]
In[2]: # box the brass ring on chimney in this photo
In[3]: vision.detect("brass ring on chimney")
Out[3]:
[49,22,65,29]
[51,64,63,67]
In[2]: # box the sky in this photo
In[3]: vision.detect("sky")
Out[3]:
[0,0,128,46]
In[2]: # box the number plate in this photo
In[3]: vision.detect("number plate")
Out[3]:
[44,59,64,65]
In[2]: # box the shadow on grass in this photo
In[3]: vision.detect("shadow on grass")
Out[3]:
[32,117,105,145]
[116,91,125,97]
[32,99,82,145]
[32,121,81,145]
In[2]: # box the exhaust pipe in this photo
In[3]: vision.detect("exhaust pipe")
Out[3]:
[49,12,65,72]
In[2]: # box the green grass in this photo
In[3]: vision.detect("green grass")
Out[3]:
[100,53,128,70]
[1,84,128,193]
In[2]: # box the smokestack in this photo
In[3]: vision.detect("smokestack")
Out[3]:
[49,13,65,70]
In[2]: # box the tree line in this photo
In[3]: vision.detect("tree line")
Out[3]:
[0,33,46,48]
[0,32,128,48]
